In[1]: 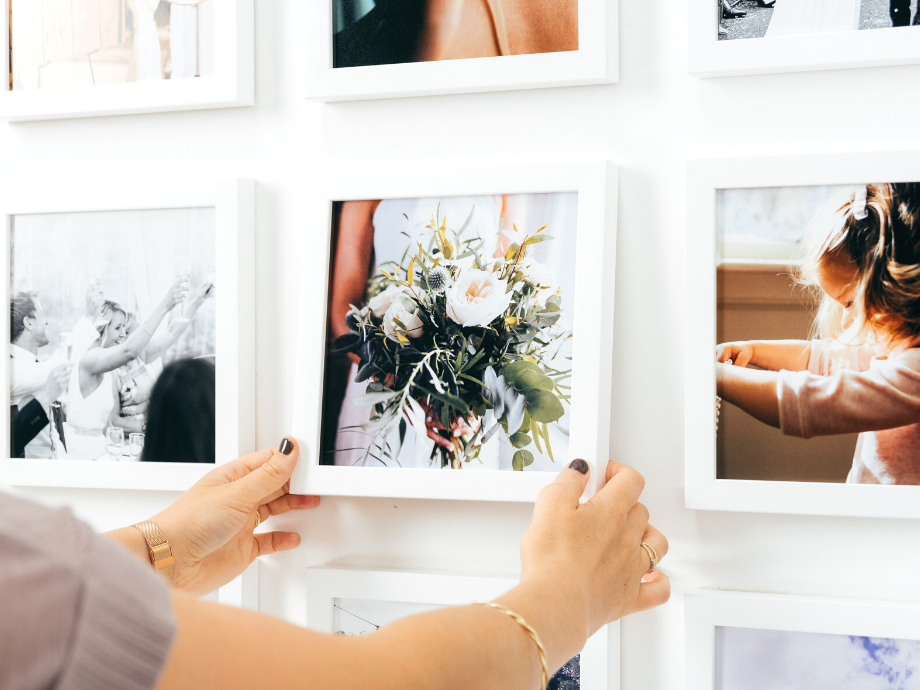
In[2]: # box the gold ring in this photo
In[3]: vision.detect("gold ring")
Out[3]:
[254,511,261,529]
[640,542,658,573]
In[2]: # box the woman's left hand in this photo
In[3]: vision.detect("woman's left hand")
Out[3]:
[151,437,319,596]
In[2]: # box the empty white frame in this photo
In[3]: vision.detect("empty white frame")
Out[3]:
[0,178,255,491]
[688,0,920,78]
[686,590,920,690]
[305,0,617,102]
[307,566,614,689]
[290,160,618,502]
[1,0,253,122]
[686,150,920,518]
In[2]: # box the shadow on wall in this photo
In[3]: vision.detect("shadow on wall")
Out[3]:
[717,266,857,483]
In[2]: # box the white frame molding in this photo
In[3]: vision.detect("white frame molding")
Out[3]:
[0,178,255,491]
[687,0,920,78]
[305,0,617,101]
[1,0,254,122]
[307,566,615,689]
[291,160,618,502]
[686,589,920,690]
[686,150,920,518]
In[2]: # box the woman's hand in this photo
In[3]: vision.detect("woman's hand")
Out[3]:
[183,282,215,318]
[161,276,191,312]
[499,460,669,671]
[151,438,320,596]
[716,341,753,367]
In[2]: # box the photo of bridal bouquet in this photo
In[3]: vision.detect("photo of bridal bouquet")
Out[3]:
[334,206,572,470]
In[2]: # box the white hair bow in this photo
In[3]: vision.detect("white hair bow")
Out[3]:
[852,186,869,221]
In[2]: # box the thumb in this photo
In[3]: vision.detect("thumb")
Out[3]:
[236,437,299,506]
[549,458,591,505]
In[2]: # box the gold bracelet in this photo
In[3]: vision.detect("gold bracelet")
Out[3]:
[133,520,174,587]
[476,602,548,690]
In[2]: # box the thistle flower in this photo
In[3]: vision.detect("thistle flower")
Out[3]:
[427,265,451,294]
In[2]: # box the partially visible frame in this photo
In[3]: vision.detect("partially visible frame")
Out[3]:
[304,0,617,102]
[290,160,618,502]
[307,566,615,689]
[687,0,920,78]
[218,561,259,610]
[685,150,920,518]
[686,589,920,690]
[1,0,253,122]
[0,178,255,491]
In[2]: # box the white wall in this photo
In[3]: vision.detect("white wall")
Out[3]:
[4,2,920,689]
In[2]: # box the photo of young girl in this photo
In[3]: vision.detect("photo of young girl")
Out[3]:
[717,182,920,485]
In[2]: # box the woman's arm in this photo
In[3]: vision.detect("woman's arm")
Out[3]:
[717,340,812,372]
[82,279,189,376]
[330,202,378,341]
[716,363,780,427]
[143,283,214,363]
[156,461,668,690]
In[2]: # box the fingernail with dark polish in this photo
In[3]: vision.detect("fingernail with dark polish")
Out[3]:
[278,438,294,455]
[568,458,589,474]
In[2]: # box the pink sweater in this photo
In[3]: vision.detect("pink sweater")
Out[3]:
[777,341,920,485]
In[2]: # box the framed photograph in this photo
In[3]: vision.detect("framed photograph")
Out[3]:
[688,0,920,77]
[306,566,614,690]
[304,0,617,102]
[686,590,920,690]
[1,0,253,122]
[290,160,618,502]
[685,151,920,518]
[0,178,255,491]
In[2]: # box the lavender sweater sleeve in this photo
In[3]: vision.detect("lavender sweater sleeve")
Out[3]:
[0,491,176,690]
[777,344,920,439]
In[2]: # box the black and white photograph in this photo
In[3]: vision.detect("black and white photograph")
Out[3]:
[9,0,215,91]
[717,0,919,40]
[714,183,920,485]
[716,626,920,689]
[10,207,217,462]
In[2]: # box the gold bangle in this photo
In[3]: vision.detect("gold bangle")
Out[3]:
[476,602,548,690]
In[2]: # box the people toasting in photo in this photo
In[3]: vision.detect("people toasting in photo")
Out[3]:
[717,183,920,484]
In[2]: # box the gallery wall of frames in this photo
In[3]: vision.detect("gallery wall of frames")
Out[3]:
[2,0,920,688]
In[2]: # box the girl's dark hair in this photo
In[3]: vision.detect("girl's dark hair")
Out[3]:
[142,358,216,464]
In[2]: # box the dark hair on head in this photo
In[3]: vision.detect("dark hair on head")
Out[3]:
[799,183,920,347]
[141,358,216,464]
[10,293,37,343]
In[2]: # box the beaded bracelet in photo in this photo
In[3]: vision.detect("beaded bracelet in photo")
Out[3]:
[475,602,549,690]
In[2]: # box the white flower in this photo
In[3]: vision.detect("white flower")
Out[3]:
[522,260,559,308]
[368,285,404,319]
[383,298,424,342]
[446,269,514,327]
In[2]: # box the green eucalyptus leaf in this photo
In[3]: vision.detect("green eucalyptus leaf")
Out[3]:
[512,449,535,471]
[509,431,532,448]
[524,389,565,423]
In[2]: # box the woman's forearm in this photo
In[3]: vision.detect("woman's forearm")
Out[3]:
[717,364,781,427]
[145,319,190,363]
[748,340,812,372]
[157,584,572,690]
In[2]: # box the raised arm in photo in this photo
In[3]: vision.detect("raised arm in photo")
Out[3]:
[142,283,214,364]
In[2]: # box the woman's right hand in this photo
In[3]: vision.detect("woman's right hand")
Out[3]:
[161,276,190,311]
[716,341,753,367]
[509,461,669,667]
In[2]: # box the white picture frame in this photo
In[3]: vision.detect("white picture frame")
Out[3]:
[685,150,920,519]
[685,589,920,690]
[305,0,617,102]
[687,0,920,78]
[1,0,254,122]
[0,178,255,491]
[290,160,618,502]
[306,566,615,689]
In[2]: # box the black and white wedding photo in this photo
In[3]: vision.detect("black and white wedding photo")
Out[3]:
[718,0,919,40]
[10,207,217,462]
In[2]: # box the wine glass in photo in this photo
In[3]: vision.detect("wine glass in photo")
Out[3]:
[129,433,145,462]
[105,427,125,460]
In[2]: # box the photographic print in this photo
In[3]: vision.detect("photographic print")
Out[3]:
[322,192,578,472]
[716,626,920,690]
[9,0,215,91]
[715,182,920,486]
[10,207,217,462]
[332,0,578,68]
[332,596,582,689]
